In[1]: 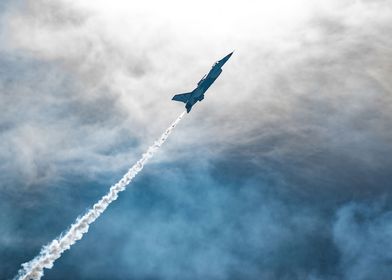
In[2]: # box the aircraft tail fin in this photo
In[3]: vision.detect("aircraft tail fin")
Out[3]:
[172,92,192,103]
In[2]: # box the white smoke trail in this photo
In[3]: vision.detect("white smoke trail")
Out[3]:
[15,111,186,280]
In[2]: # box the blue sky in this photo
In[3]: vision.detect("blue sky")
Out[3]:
[1,0,392,279]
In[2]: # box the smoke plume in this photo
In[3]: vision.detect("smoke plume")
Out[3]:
[14,111,186,280]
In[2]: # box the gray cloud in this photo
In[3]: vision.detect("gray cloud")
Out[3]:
[1,0,392,279]
[42,163,338,280]
[333,202,392,280]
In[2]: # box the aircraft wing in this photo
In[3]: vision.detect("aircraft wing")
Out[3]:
[172,92,193,103]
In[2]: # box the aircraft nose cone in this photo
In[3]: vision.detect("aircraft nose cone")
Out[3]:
[220,52,233,63]
[226,52,233,58]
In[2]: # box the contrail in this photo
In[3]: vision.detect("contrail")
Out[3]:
[14,111,186,280]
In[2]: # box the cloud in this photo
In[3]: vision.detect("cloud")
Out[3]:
[41,162,339,280]
[1,0,392,279]
[333,202,392,280]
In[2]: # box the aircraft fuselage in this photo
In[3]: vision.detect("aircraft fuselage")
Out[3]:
[172,52,233,113]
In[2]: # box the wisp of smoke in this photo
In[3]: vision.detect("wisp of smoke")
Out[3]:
[14,111,186,280]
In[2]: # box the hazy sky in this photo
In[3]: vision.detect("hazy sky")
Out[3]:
[1,1,392,279]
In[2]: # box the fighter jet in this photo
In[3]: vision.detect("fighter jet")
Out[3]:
[172,52,233,113]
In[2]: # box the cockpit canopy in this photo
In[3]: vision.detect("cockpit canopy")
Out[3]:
[197,74,207,86]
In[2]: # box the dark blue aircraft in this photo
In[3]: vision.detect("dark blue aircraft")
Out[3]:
[172,52,233,113]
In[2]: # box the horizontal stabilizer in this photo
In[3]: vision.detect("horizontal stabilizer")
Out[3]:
[172,92,192,103]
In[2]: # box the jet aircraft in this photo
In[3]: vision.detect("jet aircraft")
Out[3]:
[172,52,233,113]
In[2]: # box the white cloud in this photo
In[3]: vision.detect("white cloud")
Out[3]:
[1,0,391,193]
